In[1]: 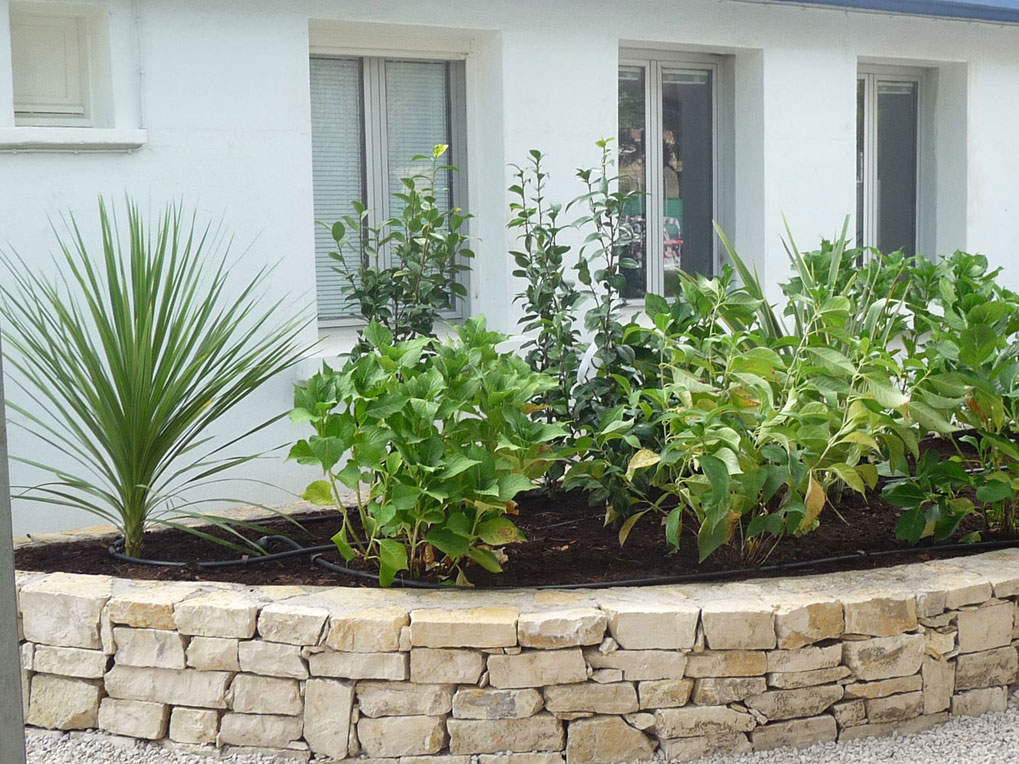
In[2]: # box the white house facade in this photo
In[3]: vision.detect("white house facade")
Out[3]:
[2,0,1018,535]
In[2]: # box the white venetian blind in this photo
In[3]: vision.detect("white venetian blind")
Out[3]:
[384,61,453,218]
[310,57,365,320]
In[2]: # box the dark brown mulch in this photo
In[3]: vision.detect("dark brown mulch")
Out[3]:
[13,478,1006,588]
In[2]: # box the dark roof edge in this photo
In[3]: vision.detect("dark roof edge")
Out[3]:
[748,0,1019,24]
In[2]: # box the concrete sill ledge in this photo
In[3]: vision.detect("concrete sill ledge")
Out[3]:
[0,127,147,153]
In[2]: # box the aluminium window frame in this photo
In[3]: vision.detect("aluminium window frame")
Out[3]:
[619,48,733,296]
[308,49,470,329]
[856,64,928,254]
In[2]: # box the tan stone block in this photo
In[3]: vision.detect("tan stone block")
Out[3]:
[404,757,472,764]
[692,677,767,705]
[591,668,623,683]
[257,602,328,646]
[448,714,564,754]
[765,644,842,673]
[453,688,543,719]
[637,679,693,709]
[655,706,756,738]
[488,649,587,688]
[925,629,957,659]
[951,686,1008,716]
[26,674,100,730]
[410,608,518,648]
[685,650,767,677]
[842,633,925,681]
[238,639,308,679]
[517,608,607,649]
[113,627,187,669]
[304,678,354,760]
[957,601,1014,654]
[410,648,484,684]
[97,698,168,739]
[839,712,947,741]
[32,645,108,679]
[358,716,447,757]
[308,649,408,680]
[104,665,231,708]
[219,712,303,748]
[922,657,954,714]
[327,607,408,652]
[231,674,302,715]
[544,683,638,714]
[169,707,220,744]
[751,715,837,750]
[601,601,699,649]
[660,733,751,762]
[743,684,843,722]
[951,551,1019,599]
[186,636,239,671]
[701,599,776,650]
[773,598,844,649]
[832,699,866,727]
[625,711,656,731]
[174,591,257,639]
[357,681,454,717]
[107,584,199,630]
[20,573,111,649]
[766,666,850,689]
[565,715,656,764]
[843,592,917,637]
[955,645,1019,690]
[584,649,687,680]
[865,690,923,723]
[479,755,563,764]
[844,674,922,699]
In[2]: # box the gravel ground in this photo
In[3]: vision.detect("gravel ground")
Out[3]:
[23,694,1019,764]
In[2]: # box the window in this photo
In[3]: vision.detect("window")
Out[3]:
[10,8,91,125]
[856,68,922,254]
[309,56,467,323]
[619,50,729,299]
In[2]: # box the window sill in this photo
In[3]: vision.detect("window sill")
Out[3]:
[0,127,147,153]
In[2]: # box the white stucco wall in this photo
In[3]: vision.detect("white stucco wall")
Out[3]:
[1,0,1018,535]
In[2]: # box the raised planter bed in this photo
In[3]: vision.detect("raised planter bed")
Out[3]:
[14,528,1019,763]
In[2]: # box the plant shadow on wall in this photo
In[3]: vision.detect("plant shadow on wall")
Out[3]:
[0,198,313,558]
[293,138,1019,587]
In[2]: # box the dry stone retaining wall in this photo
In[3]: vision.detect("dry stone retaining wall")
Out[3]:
[13,548,1019,762]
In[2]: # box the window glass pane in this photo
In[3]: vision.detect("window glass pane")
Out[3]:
[310,57,365,320]
[618,65,647,298]
[876,80,918,255]
[662,67,713,294]
[385,61,452,217]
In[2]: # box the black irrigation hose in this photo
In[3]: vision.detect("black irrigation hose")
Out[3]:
[109,531,1019,589]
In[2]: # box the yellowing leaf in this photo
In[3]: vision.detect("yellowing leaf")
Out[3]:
[626,449,661,477]
[800,475,826,531]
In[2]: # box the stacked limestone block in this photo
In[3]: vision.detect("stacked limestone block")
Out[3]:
[13,548,1019,762]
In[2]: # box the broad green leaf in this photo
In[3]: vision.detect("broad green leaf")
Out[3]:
[468,546,503,573]
[301,481,334,506]
[377,539,409,573]
[805,347,856,376]
[425,528,470,558]
[618,510,648,546]
[895,506,928,545]
[476,517,525,546]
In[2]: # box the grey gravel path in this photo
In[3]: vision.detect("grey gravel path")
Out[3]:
[24,694,1019,763]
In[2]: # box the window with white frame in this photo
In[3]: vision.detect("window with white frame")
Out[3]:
[309,55,467,323]
[856,67,924,255]
[10,6,92,125]
[618,50,731,299]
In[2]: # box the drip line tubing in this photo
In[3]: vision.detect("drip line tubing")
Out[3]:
[108,530,1019,590]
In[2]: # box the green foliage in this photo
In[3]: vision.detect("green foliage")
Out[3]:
[328,145,472,351]
[508,150,583,432]
[289,317,563,585]
[0,198,311,557]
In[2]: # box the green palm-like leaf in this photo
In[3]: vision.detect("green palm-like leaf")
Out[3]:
[0,197,313,556]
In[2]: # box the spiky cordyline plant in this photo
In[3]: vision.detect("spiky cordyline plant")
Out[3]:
[0,198,312,557]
